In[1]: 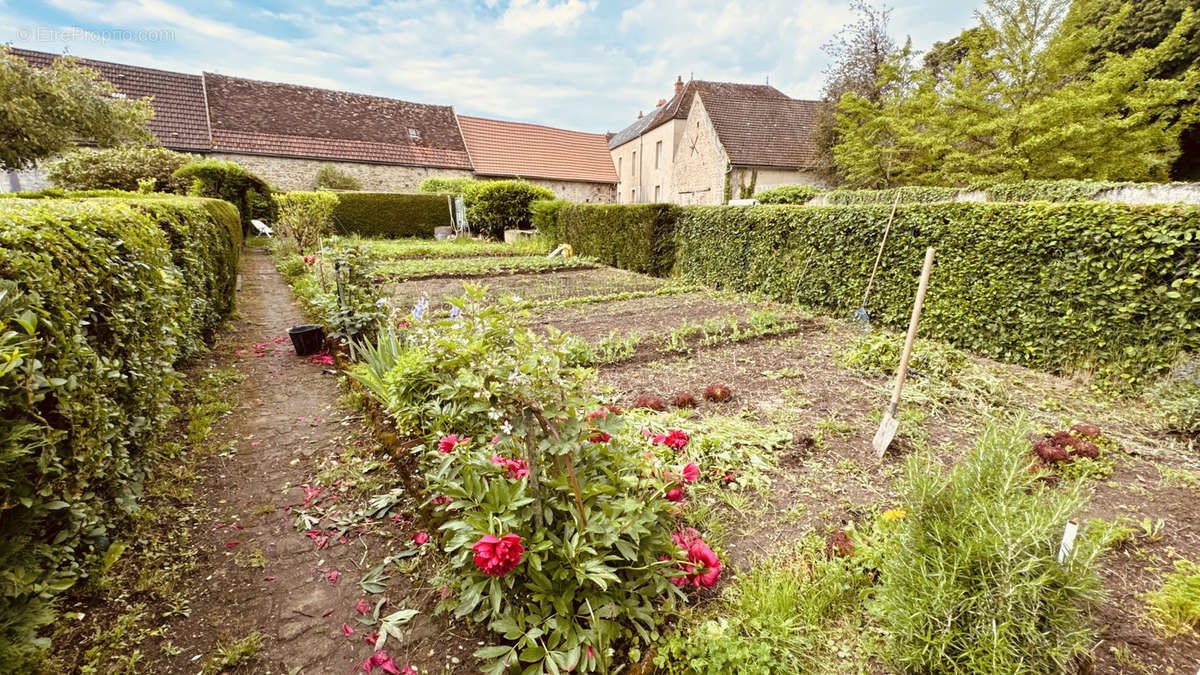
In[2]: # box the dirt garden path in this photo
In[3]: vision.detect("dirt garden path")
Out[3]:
[153,248,478,674]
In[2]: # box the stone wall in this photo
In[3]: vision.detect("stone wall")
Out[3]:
[673,96,728,205]
[2,166,50,193]
[520,178,616,203]
[207,153,474,192]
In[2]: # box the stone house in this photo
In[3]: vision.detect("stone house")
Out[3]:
[4,48,617,200]
[608,77,824,205]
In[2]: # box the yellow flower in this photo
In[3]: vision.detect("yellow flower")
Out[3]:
[882,509,906,521]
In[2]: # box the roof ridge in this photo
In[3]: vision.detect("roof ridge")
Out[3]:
[457,114,605,137]
[7,46,199,79]
[202,71,456,111]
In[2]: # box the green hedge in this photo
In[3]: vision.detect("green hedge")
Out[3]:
[549,203,681,276]
[674,202,1200,386]
[820,186,964,205]
[463,180,556,239]
[754,185,824,204]
[330,192,455,238]
[530,199,568,241]
[0,196,240,666]
[979,180,1134,202]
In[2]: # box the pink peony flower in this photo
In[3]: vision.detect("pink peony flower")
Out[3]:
[588,432,612,443]
[413,531,429,545]
[667,530,722,588]
[490,455,530,480]
[472,533,525,576]
[665,487,685,502]
[586,409,607,421]
[652,429,690,450]
[438,434,469,453]
[681,462,699,483]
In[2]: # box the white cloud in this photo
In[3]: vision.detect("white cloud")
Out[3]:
[499,0,593,35]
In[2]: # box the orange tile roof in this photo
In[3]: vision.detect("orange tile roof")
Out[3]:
[457,115,617,184]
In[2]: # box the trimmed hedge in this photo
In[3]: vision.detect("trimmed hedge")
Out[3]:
[463,180,556,239]
[674,203,1200,385]
[530,199,568,241]
[175,158,273,231]
[818,186,964,205]
[981,180,1134,202]
[0,196,240,666]
[754,185,824,205]
[330,192,456,238]
[46,146,198,194]
[548,203,680,276]
[811,180,1200,205]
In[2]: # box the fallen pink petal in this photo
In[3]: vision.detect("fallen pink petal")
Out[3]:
[356,598,370,615]
[224,542,239,548]
[342,623,354,636]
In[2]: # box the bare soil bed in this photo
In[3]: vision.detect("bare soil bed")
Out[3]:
[385,263,1200,674]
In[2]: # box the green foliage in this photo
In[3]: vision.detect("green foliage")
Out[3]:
[751,185,824,204]
[311,165,363,191]
[674,201,1200,387]
[832,3,1200,186]
[530,199,568,241]
[45,146,197,194]
[820,185,963,204]
[981,179,1131,202]
[462,180,556,239]
[1151,370,1200,435]
[360,237,525,259]
[361,286,691,674]
[549,203,681,276]
[330,192,456,239]
[378,255,592,281]
[1142,558,1200,637]
[418,176,477,194]
[876,423,1105,673]
[0,48,153,170]
[273,237,383,343]
[0,196,239,667]
[839,331,968,379]
[174,158,273,231]
[273,190,339,253]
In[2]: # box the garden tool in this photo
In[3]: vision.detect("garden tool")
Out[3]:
[874,247,935,460]
[853,192,902,331]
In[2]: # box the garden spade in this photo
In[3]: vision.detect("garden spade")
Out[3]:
[873,247,935,460]
[853,192,902,331]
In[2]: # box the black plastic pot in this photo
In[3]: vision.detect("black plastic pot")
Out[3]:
[287,324,324,356]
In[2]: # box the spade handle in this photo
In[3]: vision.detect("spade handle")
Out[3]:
[889,247,935,409]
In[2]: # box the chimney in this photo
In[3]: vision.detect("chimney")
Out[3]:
[656,98,666,106]
[637,110,643,119]
[674,75,684,96]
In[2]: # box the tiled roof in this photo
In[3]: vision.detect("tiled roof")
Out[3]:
[457,115,617,184]
[645,80,789,134]
[700,94,824,168]
[7,47,211,151]
[203,73,472,169]
[608,104,665,149]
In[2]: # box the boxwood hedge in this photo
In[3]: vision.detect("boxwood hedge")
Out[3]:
[330,192,456,238]
[753,185,824,205]
[674,202,1200,386]
[547,203,680,276]
[0,196,240,666]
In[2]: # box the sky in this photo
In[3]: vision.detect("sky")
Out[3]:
[2,0,982,134]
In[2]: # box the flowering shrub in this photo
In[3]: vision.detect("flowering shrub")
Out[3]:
[371,286,705,673]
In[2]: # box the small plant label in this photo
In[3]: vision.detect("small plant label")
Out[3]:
[1058,520,1079,563]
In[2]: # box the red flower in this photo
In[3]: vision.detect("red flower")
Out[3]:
[304,255,317,265]
[472,533,525,576]
[431,496,452,505]
[586,408,608,421]
[667,530,722,588]
[490,455,530,480]
[439,434,469,453]
[665,487,685,502]
[588,432,611,443]
[413,531,429,545]
[652,429,690,450]
[681,462,699,483]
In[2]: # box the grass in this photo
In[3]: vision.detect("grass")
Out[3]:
[357,235,552,259]
[378,254,594,280]
[201,630,264,674]
[1143,558,1200,637]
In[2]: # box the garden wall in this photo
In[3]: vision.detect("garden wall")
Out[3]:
[674,203,1200,385]
[0,196,241,666]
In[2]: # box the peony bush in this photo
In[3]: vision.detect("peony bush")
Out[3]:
[360,285,722,673]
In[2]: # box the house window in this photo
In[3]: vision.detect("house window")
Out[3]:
[654,185,661,201]
[617,156,622,179]
[632,151,637,175]
[408,127,420,140]
[631,189,636,203]
[655,141,662,169]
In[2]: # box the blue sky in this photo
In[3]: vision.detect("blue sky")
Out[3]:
[2,1,981,133]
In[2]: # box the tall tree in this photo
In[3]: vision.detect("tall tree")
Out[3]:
[811,1,901,184]
[832,0,1199,186]
[0,48,153,171]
